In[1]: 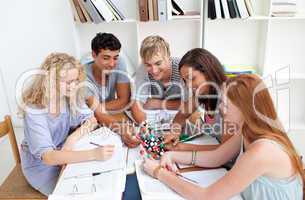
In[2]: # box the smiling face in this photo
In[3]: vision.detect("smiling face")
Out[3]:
[59,68,80,97]
[144,53,171,81]
[180,65,210,95]
[92,49,120,74]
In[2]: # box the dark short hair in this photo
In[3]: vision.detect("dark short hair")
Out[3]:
[91,32,121,55]
[179,48,227,111]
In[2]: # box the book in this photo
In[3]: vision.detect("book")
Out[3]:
[135,160,243,200]
[104,0,120,20]
[166,0,173,20]
[232,0,241,18]
[105,0,125,20]
[50,127,127,199]
[139,0,149,21]
[69,0,81,22]
[221,0,230,18]
[73,0,87,22]
[208,0,217,19]
[90,0,115,22]
[148,0,154,21]
[152,0,159,20]
[214,0,222,19]
[244,0,254,16]
[77,0,93,22]
[172,0,184,15]
[158,0,168,21]
[227,0,237,18]
[235,0,250,18]
[81,0,103,23]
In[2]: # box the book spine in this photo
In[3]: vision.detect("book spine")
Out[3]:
[236,0,250,18]
[153,0,159,20]
[221,0,230,18]
[82,0,103,23]
[69,0,81,22]
[73,0,87,22]
[214,0,222,19]
[232,0,241,18]
[139,0,149,21]
[106,0,125,20]
[227,0,237,18]
[158,0,167,21]
[208,0,217,19]
[78,0,93,22]
[148,0,154,21]
[91,0,114,22]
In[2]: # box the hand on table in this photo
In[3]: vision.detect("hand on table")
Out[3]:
[120,124,141,148]
[92,145,115,161]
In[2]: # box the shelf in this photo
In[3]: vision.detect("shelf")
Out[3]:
[74,19,137,24]
[208,15,305,21]
[269,15,305,20]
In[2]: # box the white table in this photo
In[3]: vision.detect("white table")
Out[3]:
[125,135,220,175]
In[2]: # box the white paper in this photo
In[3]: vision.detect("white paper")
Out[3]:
[50,127,127,199]
[135,160,243,200]
[63,127,127,178]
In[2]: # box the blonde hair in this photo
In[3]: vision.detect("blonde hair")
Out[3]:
[20,53,85,115]
[140,35,171,61]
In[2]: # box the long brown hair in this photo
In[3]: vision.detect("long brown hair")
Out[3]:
[226,74,304,197]
[179,48,227,112]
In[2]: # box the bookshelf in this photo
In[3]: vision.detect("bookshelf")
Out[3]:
[68,0,305,131]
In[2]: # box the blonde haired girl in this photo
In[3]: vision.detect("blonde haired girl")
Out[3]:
[20,53,114,195]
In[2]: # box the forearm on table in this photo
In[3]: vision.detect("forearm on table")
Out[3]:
[42,149,95,166]
[174,143,220,151]
[105,98,129,111]
[172,150,223,168]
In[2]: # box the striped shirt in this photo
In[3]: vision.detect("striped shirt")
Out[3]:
[133,57,188,103]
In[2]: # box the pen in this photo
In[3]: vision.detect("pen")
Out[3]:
[64,168,123,180]
[176,173,199,184]
[179,133,204,143]
[90,142,104,147]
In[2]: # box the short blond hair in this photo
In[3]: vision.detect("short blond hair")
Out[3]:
[140,35,171,61]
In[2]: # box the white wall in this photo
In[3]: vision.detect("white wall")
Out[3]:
[0,0,77,127]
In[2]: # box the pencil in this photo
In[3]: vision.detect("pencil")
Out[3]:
[90,142,104,147]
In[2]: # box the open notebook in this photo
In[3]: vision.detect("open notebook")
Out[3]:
[49,127,127,200]
[135,160,243,200]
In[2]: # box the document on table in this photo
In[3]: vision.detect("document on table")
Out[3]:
[135,160,243,200]
[63,127,127,178]
[49,127,127,200]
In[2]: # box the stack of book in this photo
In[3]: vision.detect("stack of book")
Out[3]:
[271,0,297,17]
[224,65,256,77]
[208,0,254,19]
[69,0,125,23]
[139,0,200,22]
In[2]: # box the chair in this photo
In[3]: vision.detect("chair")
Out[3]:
[0,115,46,199]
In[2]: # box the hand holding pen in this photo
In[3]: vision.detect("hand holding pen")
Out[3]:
[90,142,115,161]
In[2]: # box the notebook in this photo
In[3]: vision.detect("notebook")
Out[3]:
[135,160,243,200]
[63,127,127,178]
[49,127,127,200]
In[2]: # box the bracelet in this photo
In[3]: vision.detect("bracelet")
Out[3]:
[190,151,197,166]
[153,165,163,179]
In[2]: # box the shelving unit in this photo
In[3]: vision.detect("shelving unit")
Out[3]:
[69,0,305,131]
